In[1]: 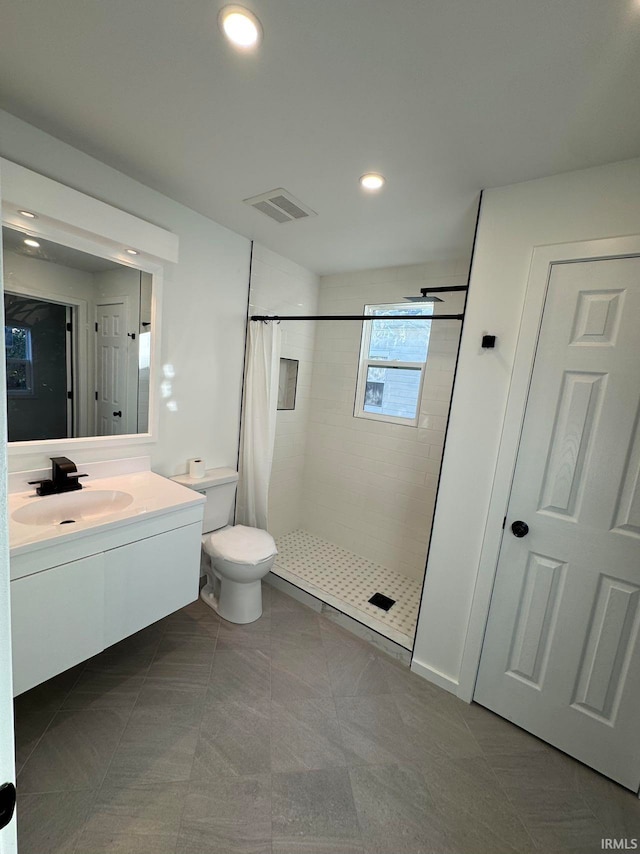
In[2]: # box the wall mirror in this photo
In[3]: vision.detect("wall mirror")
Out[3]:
[0,157,179,453]
[3,226,152,441]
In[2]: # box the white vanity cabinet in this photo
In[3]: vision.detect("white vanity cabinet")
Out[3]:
[9,474,205,697]
[11,553,106,696]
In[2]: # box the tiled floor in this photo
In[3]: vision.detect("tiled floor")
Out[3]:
[274,529,422,648]
[14,584,640,854]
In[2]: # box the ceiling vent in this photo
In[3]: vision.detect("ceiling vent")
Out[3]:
[243,188,317,224]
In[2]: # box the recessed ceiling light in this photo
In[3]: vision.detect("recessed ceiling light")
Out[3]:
[19,210,37,219]
[360,173,386,191]
[125,248,139,255]
[219,5,262,49]
[24,238,40,248]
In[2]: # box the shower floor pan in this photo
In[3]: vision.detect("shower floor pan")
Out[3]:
[273,529,422,649]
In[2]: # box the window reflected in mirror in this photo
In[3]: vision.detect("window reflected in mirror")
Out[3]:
[2,226,152,441]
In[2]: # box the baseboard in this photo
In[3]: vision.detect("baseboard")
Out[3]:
[410,657,462,698]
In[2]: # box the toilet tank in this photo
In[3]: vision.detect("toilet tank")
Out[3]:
[170,467,239,534]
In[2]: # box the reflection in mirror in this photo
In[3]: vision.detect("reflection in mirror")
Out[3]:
[2,226,152,441]
[277,358,299,410]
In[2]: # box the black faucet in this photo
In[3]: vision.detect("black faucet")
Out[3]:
[28,457,89,496]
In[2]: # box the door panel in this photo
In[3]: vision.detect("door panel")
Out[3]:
[95,301,127,435]
[475,256,640,790]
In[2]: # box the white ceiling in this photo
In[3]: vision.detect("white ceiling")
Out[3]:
[1,0,639,275]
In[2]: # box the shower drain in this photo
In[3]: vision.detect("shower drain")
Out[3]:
[368,592,396,612]
[59,519,76,525]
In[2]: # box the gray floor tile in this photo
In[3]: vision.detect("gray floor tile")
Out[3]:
[89,627,164,673]
[271,606,323,643]
[14,665,84,718]
[61,668,144,711]
[13,594,639,854]
[136,661,210,707]
[272,768,363,854]
[336,695,414,766]
[105,704,202,784]
[192,698,271,779]
[14,709,55,776]
[160,601,221,638]
[177,775,271,854]
[459,702,549,756]
[349,763,445,854]
[271,698,346,772]
[18,708,129,793]
[394,691,484,761]
[209,647,271,704]
[17,790,95,854]
[507,787,608,851]
[153,633,217,667]
[322,635,391,697]
[216,622,272,652]
[578,771,640,837]
[420,753,534,852]
[271,641,332,701]
[486,747,596,793]
[77,780,188,854]
[83,649,153,676]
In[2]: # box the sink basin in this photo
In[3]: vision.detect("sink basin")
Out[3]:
[12,490,134,527]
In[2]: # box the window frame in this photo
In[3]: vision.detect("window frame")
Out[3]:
[5,323,35,398]
[353,302,431,427]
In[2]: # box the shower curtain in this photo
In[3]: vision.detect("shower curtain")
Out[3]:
[236,320,281,529]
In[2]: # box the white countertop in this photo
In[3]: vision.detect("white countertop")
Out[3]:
[9,470,205,558]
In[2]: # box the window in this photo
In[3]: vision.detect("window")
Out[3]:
[5,324,34,397]
[354,303,432,426]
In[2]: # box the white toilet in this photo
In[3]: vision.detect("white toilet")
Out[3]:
[173,468,277,624]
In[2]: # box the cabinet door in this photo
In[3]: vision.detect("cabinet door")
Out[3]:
[104,522,202,648]
[11,553,105,696]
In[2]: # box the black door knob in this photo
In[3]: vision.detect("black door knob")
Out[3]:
[113,410,122,418]
[0,782,16,829]
[511,520,529,538]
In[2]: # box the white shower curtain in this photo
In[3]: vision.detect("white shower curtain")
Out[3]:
[236,320,281,530]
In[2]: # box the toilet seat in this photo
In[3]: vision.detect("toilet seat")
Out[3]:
[204,524,277,565]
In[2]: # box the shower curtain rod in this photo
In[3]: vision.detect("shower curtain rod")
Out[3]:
[250,313,464,321]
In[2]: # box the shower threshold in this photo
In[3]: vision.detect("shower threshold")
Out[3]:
[272,529,422,650]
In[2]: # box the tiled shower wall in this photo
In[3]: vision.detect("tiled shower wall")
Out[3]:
[300,261,467,580]
[248,244,319,537]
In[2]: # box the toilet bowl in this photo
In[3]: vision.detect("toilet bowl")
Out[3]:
[170,468,277,625]
[201,524,277,624]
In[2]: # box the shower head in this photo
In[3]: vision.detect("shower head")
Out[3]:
[404,288,443,303]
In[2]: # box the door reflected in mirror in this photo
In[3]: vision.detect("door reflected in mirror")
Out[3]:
[3,226,152,441]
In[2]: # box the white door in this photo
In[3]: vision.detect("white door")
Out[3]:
[95,301,128,435]
[474,256,640,791]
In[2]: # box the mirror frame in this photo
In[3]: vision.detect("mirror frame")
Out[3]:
[0,158,179,455]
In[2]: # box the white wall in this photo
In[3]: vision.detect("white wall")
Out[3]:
[412,157,640,695]
[0,110,251,476]
[301,262,466,579]
[248,244,319,537]
[4,250,95,303]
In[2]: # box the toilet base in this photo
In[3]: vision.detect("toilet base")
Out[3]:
[200,578,263,625]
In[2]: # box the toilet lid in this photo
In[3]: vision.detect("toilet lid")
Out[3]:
[205,524,277,565]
